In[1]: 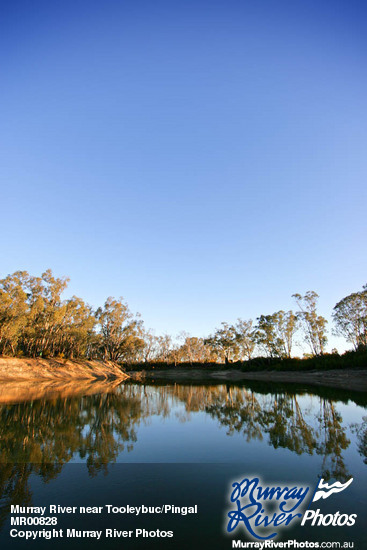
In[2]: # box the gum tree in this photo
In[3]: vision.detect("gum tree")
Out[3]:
[234,319,257,360]
[95,297,143,362]
[205,322,239,363]
[256,310,298,358]
[292,291,327,356]
[332,285,367,350]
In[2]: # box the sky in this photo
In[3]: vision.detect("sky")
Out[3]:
[1,0,366,353]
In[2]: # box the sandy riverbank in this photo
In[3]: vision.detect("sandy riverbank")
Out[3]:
[129,368,367,392]
[0,357,128,381]
[0,358,366,393]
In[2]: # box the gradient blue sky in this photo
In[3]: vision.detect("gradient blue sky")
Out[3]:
[1,0,366,352]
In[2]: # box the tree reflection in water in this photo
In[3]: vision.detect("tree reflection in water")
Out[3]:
[0,381,365,527]
[351,416,367,465]
[178,385,352,481]
[0,388,144,470]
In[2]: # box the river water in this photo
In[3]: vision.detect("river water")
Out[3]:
[0,380,366,548]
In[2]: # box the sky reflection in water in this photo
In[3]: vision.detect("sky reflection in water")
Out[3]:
[0,381,366,480]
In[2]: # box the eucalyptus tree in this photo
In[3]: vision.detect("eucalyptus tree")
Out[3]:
[0,271,29,355]
[256,313,285,358]
[0,270,146,361]
[278,310,298,358]
[293,291,327,356]
[95,297,142,362]
[332,285,367,350]
[256,310,298,358]
[234,319,257,360]
[58,296,96,358]
[140,329,160,362]
[177,332,214,363]
[24,270,70,357]
[205,322,239,363]
[155,334,174,362]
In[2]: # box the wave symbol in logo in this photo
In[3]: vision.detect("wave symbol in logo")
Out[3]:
[312,478,353,502]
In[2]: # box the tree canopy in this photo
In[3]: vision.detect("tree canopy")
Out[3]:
[0,269,365,362]
[332,285,367,351]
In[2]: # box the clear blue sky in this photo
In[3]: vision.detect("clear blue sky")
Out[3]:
[1,0,366,352]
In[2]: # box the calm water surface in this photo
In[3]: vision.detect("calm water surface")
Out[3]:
[1,381,366,472]
[0,380,366,548]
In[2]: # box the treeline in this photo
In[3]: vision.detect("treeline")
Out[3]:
[0,270,366,364]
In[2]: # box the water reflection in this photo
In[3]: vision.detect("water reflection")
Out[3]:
[0,385,145,471]
[0,381,365,527]
[204,388,350,480]
[0,382,365,474]
[352,415,367,464]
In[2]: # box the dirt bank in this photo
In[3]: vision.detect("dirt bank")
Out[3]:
[1,359,366,393]
[0,357,129,381]
[129,368,367,392]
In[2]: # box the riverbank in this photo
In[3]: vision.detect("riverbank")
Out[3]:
[0,357,128,381]
[129,367,367,392]
[1,358,366,393]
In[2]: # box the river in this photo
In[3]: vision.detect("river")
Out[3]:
[0,380,366,548]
